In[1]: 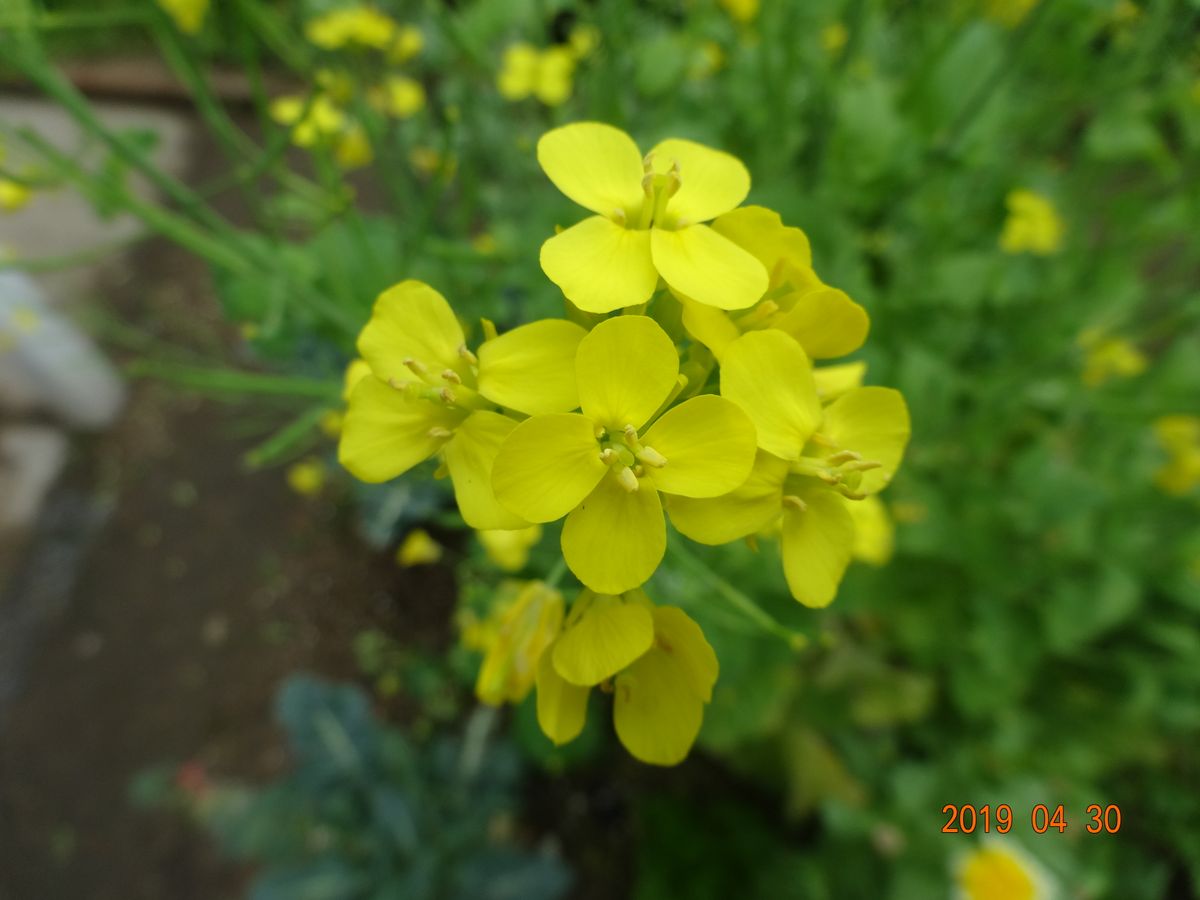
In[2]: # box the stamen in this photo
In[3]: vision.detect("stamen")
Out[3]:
[617,466,639,493]
[611,207,627,226]
[783,494,808,512]
[439,386,457,405]
[441,368,462,384]
[633,464,645,477]
[826,450,862,465]
[636,446,667,468]
[595,424,607,440]
[428,426,453,439]
[458,344,478,365]
[599,448,619,465]
[403,357,427,377]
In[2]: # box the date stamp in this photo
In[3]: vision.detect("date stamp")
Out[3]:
[941,804,1122,835]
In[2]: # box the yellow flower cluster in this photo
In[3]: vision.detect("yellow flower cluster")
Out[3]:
[999,188,1064,255]
[496,27,598,108]
[1153,415,1200,496]
[337,122,910,764]
[156,0,209,35]
[270,10,425,169]
[1078,328,1146,387]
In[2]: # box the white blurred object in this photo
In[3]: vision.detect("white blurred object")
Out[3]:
[0,425,69,531]
[0,268,125,430]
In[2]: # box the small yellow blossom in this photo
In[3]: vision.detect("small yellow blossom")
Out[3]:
[305,6,417,54]
[492,315,757,594]
[537,591,718,765]
[1153,415,1200,496]
[497,44,577,107]
[1000,189,1064,255]
[1078,329,1147,387]
[319,409,345,438]
[569,24,601,59]
[287,458,327,496]
[689,41,725,80]
[478,525,542,572]
[156,0,209,34]
[334,125,373,169]
[982,0,1041,27]
[955,841,1052,900]
[0,179,30,212]
[270,94,347,147]
[472,581,563,704]
[373,75,426,118]
[537,122,769,312]
[669,330,910,607]
[396,528,444,566]
[822,22,849,55]
[339,281,587,530]
[719,0,760,24]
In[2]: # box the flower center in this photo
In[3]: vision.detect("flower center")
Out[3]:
[595,423,668,493]
[783,445,882,506]
[618,153,682,231]
[387,344,489,438]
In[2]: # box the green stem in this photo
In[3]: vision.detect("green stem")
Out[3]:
[243,405,331,468]
[665,532,806,649]
[126,360,341,400]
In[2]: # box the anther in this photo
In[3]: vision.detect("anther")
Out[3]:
[428,426,454,439]
[441,368,462,384]
[617,466,639,493]
[633,464,645,477]
[599,448,619,465]
[783,494,808,512]
[403,357,427,376]
[826,450,862,465]
[439,386,457,405]
[636,446,667,468]
[457,344,478,365]
[611,207,627,226]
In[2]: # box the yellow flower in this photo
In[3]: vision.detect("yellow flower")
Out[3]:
[1078,329,1146,387]
[270,94,347,148]
[849,494,895,566]
[719,0,760,24]
[1000,189,1064,255]
[478,525,543,572]
[156,0,209,34]
[679,205,869,361]
[286,458,326,496]
[305,6,416,54]
[473,581,564,705]
[396,528,443,566]
[338,281,587,530]
[319,409,344,437]
[537,591,718,765]
[982,0,1041,27]
[955,841,1052,900]
[537,122,768,312]
[1153,415,1200,496]
[497,44,577,107]
[689,41,725,81]
[821,22,849,55]
[334,125,373,169]
[0,179,31,212]
[372,75,426,118]
[669,330,910,607]
[568,24,601,59]
[492,315,758,593]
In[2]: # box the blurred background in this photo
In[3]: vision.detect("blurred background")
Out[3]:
[1,0,1198,898]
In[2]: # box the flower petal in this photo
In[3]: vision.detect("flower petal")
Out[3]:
[613,645,705,766]
[848,495,895,566]
[443,411,528,530]
[536,644,590,745]
[357,280,466,383]
[819,387,911,494]
[773,287,870,359]
[475,582,563,705]
[710,205,812,274]
[477,318,586,415]
[720,330,821,460]
[650,606,718,702]
[553,591,654,686]
[651,225,767,311]
[813,361,867,402]
[562,472,665,594]
[338,377,460,482]
[666,450,787,544]
[780,486,855,608]
[478,525,542,572]
[492,413,607,523]
[576,315,678,431]
[641,395,757,498]
[540,216,659,313]
[537,122,645,216]
[679,296,739,360]
[651,138,750,225]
